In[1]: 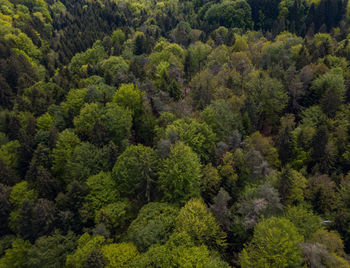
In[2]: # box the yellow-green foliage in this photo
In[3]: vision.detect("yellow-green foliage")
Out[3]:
[0,140,20,168]
[175,198,227,250]
[9,181,37,208]
[36,112,54,131]
[101,243,139,268]
[113,83,143,116]
[66,233,105,268]
[240,217,304,268]
[85,172,120,212]
[51,130,81,177]
[61,88,88,116]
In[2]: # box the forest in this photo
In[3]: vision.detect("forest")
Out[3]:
[1,0,350,267]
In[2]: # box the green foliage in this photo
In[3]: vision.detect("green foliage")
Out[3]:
[247,73,289,128]
[0,238,32,268]
[186,41,212,77]
[113,83,143,116]
[201,99,241,141]
[101,243,139,268]
[1,0,350,264]
[85,172,120,213]
[311,229,345,256]
[111,29,125,47]
[201,163,222,202]
[61,89,88,117]
[5,32,42,61]
[133,232,229,268]
[69,41,107,73]
[158,142,202,204]
[310,70,345,117]
[65,233,105,268]
[127,202,179,252]
[236,183,283,229]
[112,144,158,201]
[9,181,37,208]
[0,140,20,169]
[74,103,102,138]
[99,56,128,75]
[305,174,338,215]
[36,113,54,131]
[285,206,322,240]
[66,142,109,182]
[51,130,81,179]
[278,166,307,206]
[164,117,217,163]
[8,181,38,233]
[95,201,132,237]
[248,132,280,168]
[27,231,77,268]
[239,217,304,267]
[205,0,253,29]
[175,198,227,251]
[102,103,133,146]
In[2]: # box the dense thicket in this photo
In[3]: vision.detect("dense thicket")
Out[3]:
[1,0,350,267]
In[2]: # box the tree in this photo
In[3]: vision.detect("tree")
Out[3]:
[0,159,19,186]
[9,181,37,209]
[36,113,54,131]
[236,183,283,230]
[158,142,202,205]
[210,188,232,232]
[74,103,102,139]
[66,142,109,182]
[239,217,304,267]
[285,206,322,240]
[61,88,88,117]
[204,0,253,29]
[276,114,296,165]
[69,41,107,73]
[102,103,133,146]
[99,56,128,76]
[309,70,345,117]
[132,232,229,268]
[111,29,125,55]
[65,233,105,268]
[247,73,288,131]
[85,172,120,214]
[113,83,143,117]
[311,229,345,256]
[0,184,11,236]
[17,199,57,242]
[278,166,307,206]
[201,99,241,141]
[247,131,280,168]
[127,202,179,252]
[171,21,191,46]
[201,164,222,202]
[164,117,217,163]
[101,243,139,268]
[175,198,227,251]
[55,181,88,233]
[185,42,211,79]
[218,151,239,196]
[95,201,132,238]
[27,231,77,268]
[305,174,338,215]
[51,130,81,181]
[133,32,147,55]
[0,140,20,170]
[112,144,159,202]
[190,69,217,110]
[0,238,32,268]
